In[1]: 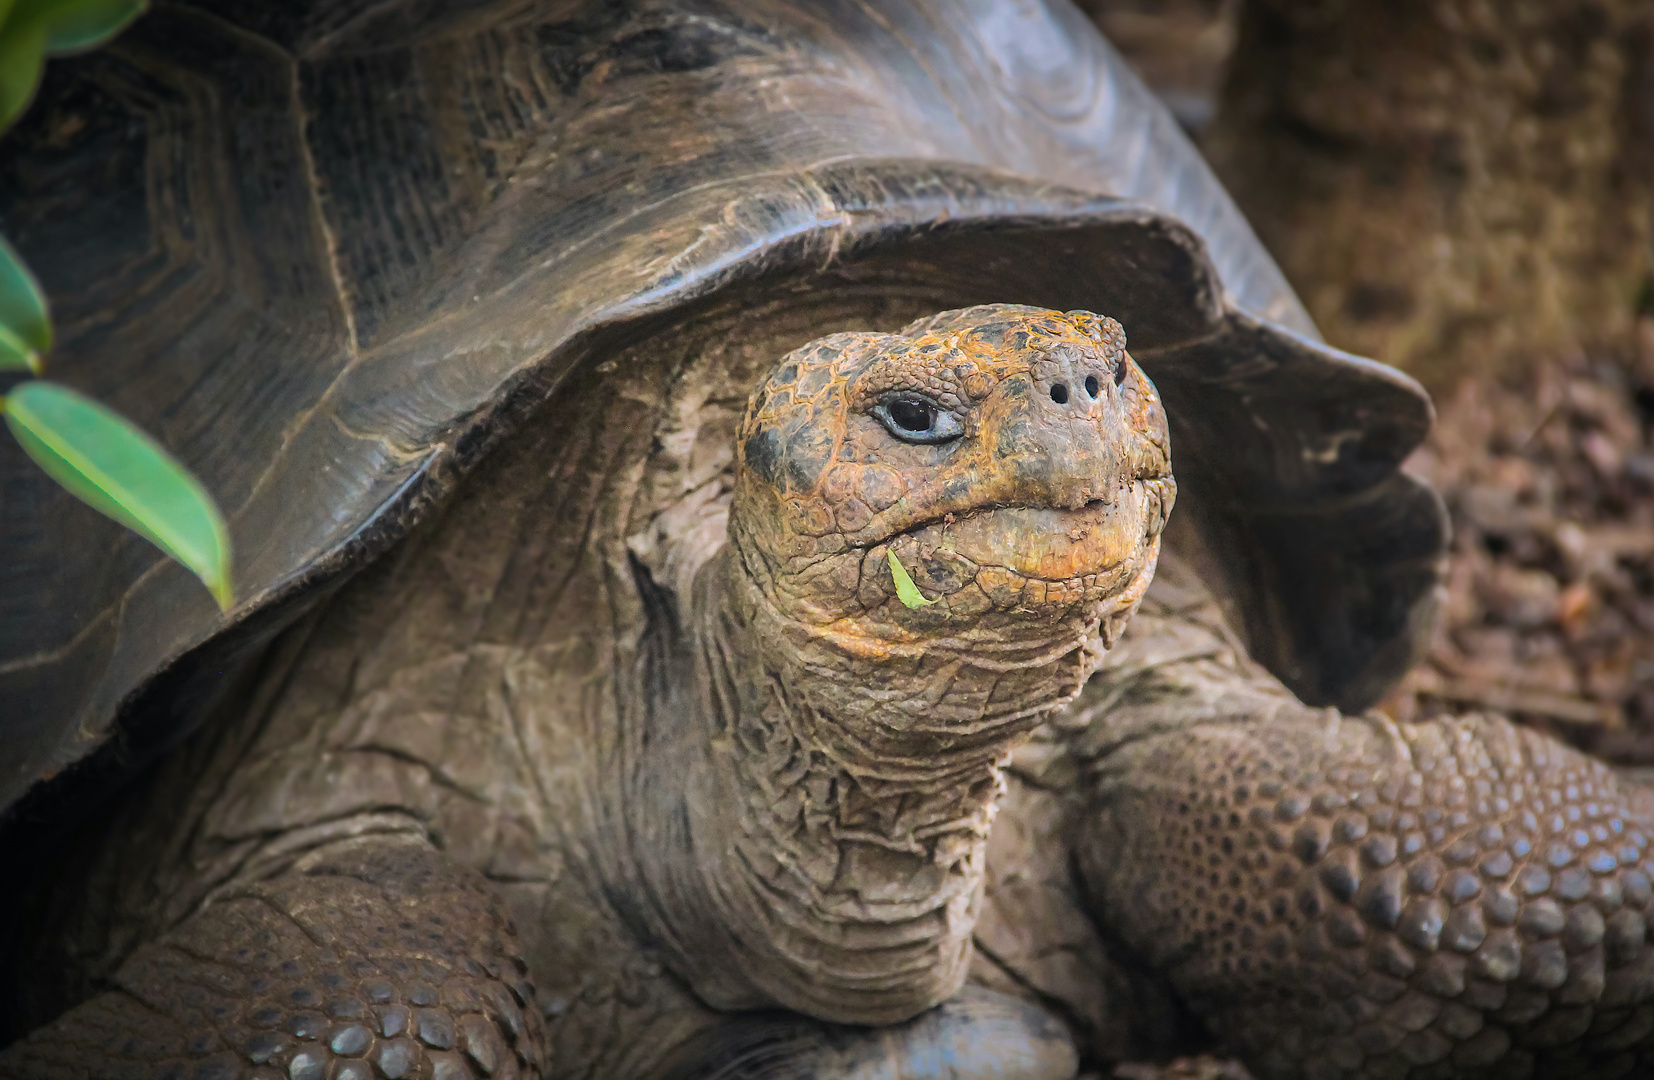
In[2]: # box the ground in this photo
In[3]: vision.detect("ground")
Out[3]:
[1391,320,1654,772]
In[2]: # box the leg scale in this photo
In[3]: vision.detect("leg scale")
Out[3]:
[0,838,548,1080]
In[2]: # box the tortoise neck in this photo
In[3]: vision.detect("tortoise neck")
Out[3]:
[659,541,1097,1024]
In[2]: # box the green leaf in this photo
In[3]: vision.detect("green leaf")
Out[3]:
[3,380,233,609]
[886,548,936,609]
[5,0,144,54]
[0,321,41,373]
[0,236,50,368]
[0,17,45,133]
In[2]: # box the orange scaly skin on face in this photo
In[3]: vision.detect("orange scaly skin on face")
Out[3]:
[729,305,1174,654]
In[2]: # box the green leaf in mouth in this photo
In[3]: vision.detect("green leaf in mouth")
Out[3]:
[886,548,937,609]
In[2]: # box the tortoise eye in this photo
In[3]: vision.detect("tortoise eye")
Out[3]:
[873,393,964,444]
[890,397,932,431]
[1114,354,1128,386]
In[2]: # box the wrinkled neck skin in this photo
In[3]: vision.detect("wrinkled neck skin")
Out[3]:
[620,304,1172,1025]
[631,523,1153,1026]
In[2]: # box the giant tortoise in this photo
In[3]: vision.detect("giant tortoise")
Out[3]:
[3,2,1650,1079]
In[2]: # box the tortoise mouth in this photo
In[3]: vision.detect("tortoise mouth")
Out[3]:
[877,479,1168,607]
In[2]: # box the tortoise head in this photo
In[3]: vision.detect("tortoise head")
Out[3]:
[729,303,1175,658]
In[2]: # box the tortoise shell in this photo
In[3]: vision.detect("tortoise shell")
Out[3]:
[0,0,1445,831]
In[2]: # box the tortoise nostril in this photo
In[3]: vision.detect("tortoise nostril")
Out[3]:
[1050,383,1069,404]
[1084,375,1099,398]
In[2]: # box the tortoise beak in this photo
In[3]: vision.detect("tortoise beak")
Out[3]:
[874,476,1172,620]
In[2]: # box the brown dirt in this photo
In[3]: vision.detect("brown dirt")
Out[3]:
[1386,319,1654,768]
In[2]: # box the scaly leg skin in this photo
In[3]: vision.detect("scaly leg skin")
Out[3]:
[0,838,548,1080]
[1077,565,1654,1079]
[653,986,1077,1080]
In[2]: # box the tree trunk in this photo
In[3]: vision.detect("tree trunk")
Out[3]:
[1202,0,1654,390]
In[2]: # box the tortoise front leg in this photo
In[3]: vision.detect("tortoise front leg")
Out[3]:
[0,839,547,1080]
[1076,615,1654,1079]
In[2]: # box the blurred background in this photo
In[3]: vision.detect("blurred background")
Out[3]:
[1083,2,1653,1075]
